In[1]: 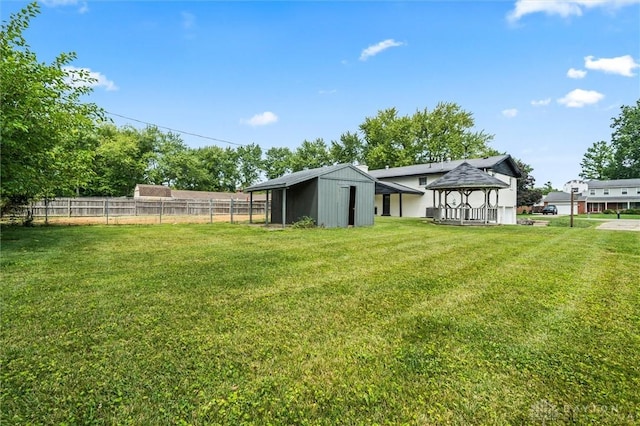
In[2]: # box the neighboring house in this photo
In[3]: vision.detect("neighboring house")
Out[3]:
[245,164,375,228]
[542,178,640,213]
[584,178,640,212]
[367,155,521,225]
[542,191,586,215]
[134,184,264,201]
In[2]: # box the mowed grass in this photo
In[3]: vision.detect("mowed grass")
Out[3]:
[1,218,639,425]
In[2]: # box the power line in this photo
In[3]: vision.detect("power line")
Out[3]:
[105,111,248,147]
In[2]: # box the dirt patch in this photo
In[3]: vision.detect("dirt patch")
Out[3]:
[596,219,640,232]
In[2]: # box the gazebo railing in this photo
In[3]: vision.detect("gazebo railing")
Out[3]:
[434,207,498,223]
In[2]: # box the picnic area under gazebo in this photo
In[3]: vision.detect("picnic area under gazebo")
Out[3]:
[425,162,510,225]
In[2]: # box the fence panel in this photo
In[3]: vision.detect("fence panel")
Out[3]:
[27,197,268,224]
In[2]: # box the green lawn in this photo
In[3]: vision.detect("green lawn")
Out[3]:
[2,218,639,425]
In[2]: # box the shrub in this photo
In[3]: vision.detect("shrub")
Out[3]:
[622,208,640,215]
[291,216,316,229]
[603,209,615,214]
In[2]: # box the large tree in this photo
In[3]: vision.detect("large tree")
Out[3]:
[514,158,543,207]
[609,100,640,179]
[580,100,640,180]
[358,103,495,169]
[1,2,103,213]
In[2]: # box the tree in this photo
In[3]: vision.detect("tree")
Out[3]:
[84,125,157,196]
[236,143,263,189]
[514,158,543,207]
[540,181,557,195]
[609,100,640,179]
[196,146,239,192]
[579,100,640,180]
[1,2,103,215]
[290,139,332,172]
[579,141,614,180]
[329,131,364,165]
[358,103,495,169]
[263,147,293,179]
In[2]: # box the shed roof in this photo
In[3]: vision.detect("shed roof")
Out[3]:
[368,154,521,179]
[245,164,373,192]
[425,162,510,190]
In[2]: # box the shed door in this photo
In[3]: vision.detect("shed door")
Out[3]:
[337,186,349,228]
[348,186,356,226]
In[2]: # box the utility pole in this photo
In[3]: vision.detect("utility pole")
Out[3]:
[570,187,578,227]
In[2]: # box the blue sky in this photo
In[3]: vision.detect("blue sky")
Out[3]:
[4,0,640,188]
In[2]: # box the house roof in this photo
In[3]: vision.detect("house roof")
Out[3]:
[135,184,172,198]
[245,164,373,192]
[544,191,586,202]
[587,178,640,188]
[368,154,521,179]
[425,162,510,190]
[375,181,424,195]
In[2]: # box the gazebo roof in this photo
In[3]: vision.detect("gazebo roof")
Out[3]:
[425,162,510,190]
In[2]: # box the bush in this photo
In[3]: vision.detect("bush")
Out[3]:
[603,209,615,214]
[291,216,316,229]
[622,208,640,215]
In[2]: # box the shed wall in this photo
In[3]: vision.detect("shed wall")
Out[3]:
[317,168,375,227]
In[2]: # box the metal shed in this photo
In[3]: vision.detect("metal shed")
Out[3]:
[245,164,375,228]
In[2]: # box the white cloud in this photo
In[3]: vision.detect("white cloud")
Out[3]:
[63,66,118,91]
[507,0,640,22]
[502,108,519,118]
[531,98,551,106]
[584,55,639,77]
[557,89,604,107]
[181,12,196,30]
[41,0,89,13]
[359,39,405,61]
[567,68,587,79]
[241,111,279,127]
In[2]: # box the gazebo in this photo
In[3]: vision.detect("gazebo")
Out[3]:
[425,162,510,225]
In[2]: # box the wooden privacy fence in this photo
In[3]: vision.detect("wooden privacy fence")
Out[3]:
[29,198,268,224]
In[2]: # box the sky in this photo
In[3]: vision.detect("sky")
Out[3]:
[3,0,640,188]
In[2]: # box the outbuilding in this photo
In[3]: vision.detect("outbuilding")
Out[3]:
[244,164,375,228]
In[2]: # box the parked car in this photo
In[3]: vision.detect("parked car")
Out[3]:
[542,205,558,215]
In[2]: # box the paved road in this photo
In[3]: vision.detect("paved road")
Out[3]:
[596,219,640,231]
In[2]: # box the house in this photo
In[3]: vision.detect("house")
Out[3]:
[367,155,521,224]
[244,164,375,228]
[134,184,264,201]
[584,178,640,212]
[542,191,586,215]
[543,178,640,214]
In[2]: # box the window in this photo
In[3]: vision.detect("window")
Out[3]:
[622,188,628,195]
[637,188,640,195]
[604,189,609,195]
[589,189,595,195]
[418,177,427,186]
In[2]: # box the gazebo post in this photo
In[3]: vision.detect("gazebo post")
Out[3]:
[484,189,489,224]
[399,193,403,217]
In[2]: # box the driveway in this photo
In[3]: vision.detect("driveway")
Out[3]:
[596,219,640,231]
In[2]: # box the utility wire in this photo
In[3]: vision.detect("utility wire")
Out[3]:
[105,111,247,147]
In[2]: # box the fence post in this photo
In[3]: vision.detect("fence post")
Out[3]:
[68,198,72,217]
[135,199,138,216]
[160,201,163,224]
[209,199,213,224]
[44,198,49,224]
[230,199,234,224]
[105,198,109,224]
